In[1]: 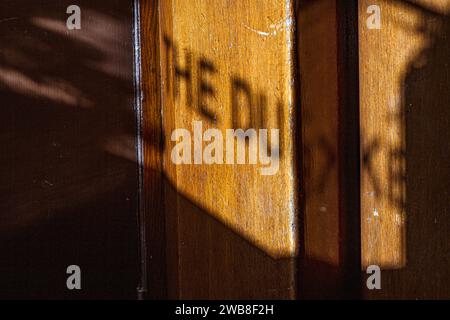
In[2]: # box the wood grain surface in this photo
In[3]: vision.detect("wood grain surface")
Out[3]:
[298,0,341,273]
[138,0,168,300]
[142,0,299,299]
[297,0,361,299]
[359,0,450,298]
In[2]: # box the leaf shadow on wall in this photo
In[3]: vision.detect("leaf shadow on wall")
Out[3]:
[0,0,139,299]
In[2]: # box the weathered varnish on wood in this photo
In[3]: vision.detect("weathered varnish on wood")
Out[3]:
[360,0,450,298]
[147,0,299,299]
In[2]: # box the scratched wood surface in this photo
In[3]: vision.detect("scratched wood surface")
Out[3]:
[147,0,299,299]
[359,0,450,298]
[0,0,139,298]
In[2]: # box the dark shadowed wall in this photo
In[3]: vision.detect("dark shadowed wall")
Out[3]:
[0,0,139,299]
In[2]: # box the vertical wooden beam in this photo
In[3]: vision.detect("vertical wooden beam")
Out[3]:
[359,0,450,298]
[360,0,408,271]
[139,0,167,299]
[297,0,361,299]
[157,0,298,299]
[299,0,341,271]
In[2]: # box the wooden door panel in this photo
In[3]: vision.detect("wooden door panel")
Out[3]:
[141,0,299,299]
[359,0,450,298]
[0,0,139,299]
